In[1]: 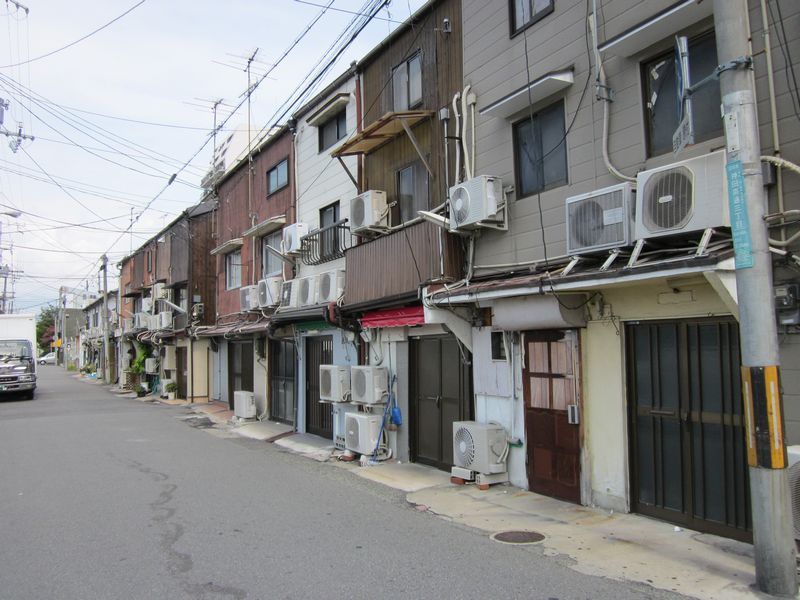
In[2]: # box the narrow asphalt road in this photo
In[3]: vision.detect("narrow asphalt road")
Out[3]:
[0,367,690,600]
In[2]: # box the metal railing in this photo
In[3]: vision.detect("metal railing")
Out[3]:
[300,219,352,266]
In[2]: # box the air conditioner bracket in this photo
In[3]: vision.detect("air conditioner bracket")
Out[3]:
[626,239,646,268]
[600,249,622,271]
[695,228,715,257]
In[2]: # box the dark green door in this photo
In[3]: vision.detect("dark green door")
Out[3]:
[627,319,751,541]
[269,339,295,425]
[306,336,333,439]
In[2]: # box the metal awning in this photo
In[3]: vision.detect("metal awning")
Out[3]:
[210,237,243,256]
[361,306,425,328]
[242,215,286,238]
[480,70,574,120]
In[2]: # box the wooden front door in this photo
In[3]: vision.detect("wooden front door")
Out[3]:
[228,340,254,410]
[523,330,581,504]
[176,347,188,400]
[306,336,333,439]
[269,339,295,425]
[411,335,473,471]
[627,319,751,541]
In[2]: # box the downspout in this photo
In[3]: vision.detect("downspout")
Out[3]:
[354,62,363,192]
[439,108,450,279]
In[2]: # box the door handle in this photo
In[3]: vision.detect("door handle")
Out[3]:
[425,395,441,408]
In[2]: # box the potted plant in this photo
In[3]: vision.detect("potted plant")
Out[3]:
[134,384,147,398]
[165,381,178,400]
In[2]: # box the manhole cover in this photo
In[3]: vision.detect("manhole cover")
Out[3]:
[491,531,545,545]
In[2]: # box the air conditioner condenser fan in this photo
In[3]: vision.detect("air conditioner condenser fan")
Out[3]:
[570,200,605,247]
[451,187,470,224]
[644,166,693,231]
[454,426,475,467]
[352,197,365,229]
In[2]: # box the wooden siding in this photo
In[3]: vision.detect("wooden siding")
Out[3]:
[361,0,462,216]
[344,220,463,306]
[189,212,215,326]
[461,0,800,269]
[216,130,294,319]
[119,258,134,319]
[169,220,190,284]
[132,252,144,289]
[156,234,170,282]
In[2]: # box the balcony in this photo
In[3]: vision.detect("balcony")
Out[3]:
[300,219,352,266]
[343,220,464,307]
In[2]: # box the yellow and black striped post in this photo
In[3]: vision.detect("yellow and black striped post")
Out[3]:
[741,366,786,469]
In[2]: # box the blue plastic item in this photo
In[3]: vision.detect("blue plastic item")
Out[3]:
[390,405,402,426]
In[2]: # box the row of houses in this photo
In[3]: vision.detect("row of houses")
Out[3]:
[71,0,800,543]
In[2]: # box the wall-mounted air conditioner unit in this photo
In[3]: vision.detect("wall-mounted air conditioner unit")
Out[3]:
[316,269,345,304]
[173,313,188,330]
[350,366,389,404]
[297,276,316,307]
[162,345,176,371]
[634,150,727,240]
[449,175,503,231]
[566,183,633,255]
[144,357,159,374]
[349,190,388,233]
[133,312,149,330]
[280,279,299,309]
[153,283,166,300]
[233,390,256,419]
[122,318,133,332]
[345,412,383,455]
[452,421,507,475]
[333,403,359,450]
[282,223,309,255]
[319,364,351,402]
[239,285,259,312]
[158,311,172,329]
[787,446,800,543]
[258,276,282,308]
[141,297,152,313]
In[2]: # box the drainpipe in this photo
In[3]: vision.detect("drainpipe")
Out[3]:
[354,62,363,192]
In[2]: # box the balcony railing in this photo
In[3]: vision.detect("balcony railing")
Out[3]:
[300,219,352,266]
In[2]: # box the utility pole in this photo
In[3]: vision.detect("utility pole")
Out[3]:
[713,1,797,595]
[101,255,111,384]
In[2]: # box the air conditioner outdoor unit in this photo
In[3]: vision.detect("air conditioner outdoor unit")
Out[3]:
[233,390,256,419]
[133,312,149,330]
[634,150,727,240]
[449,175,503,231]
[123,318,133,332]
[452,421,508,475]
[258,276,282,308]
[787,446,800,542]
[173,313,188,330]
[282,223,309,255]
[141,297,152,313]
[297,276,316,307]
[239,285,259,312]
[319,364,351,402]
[153,283,166,300]
[158,311,172,329]
[566,183,633,255]
[316,269,345,304]
[349,190,388,233]
[333,403,360,450]
[163,345,176,371]
[350,366,389,404]
[345,412,383,455]
[144,357,159,374]
[281,280,299,309]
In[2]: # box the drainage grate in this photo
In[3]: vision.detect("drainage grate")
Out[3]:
[491,531,545,545]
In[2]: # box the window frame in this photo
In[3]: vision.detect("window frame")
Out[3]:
[225,249,242,290]
[395,159,430,225]
[261,231,283,279]
[392,51,423,112]
[509,0,555,38]
[267,159,289,196]
[511,99,568,199]
[318,109,347,152]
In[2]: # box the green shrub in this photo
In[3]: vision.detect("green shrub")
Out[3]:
[165,381,178,393]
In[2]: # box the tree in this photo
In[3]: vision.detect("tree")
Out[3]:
[36,304,57,353]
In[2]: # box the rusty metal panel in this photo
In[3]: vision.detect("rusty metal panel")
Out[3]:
[133,252,144,289]
[344,220,463,306]
[156,233,170,282]
[170,221,190,284]
[189,213,215,325]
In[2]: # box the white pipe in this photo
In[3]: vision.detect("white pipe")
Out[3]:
[461,85,472,181]
[469,92,477,179]
[452,92,462,186]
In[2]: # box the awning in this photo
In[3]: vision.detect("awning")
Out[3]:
[210,237,243,256]
[361,306,425,329]
[242,215,286,238]
[480,69,574,120]
[331,110,434,157]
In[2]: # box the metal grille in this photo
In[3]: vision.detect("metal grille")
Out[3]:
[0,376,16,383]
[306,337,333,439]
[644,166,693,231]
[300,219,352,266]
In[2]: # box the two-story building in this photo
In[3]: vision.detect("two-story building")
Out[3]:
[80,290,118,379]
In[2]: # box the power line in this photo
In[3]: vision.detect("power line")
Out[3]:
[0,1,148,69]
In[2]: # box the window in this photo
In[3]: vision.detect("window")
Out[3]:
[267,159,288,195]
[318,110,347,151]
[396,161,429,224]
[319,201,340,259]
[510,0,554,35]
[392,52,422,111]
[261,231,282,278]
[491,332,507,361]
[226,250,242,290]
[513,101,567,198]
[176,287,188,313]
[643,32,722,156]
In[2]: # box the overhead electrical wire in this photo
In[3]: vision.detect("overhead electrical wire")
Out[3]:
[0,0,148,69]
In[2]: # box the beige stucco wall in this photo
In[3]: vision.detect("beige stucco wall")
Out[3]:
[190,338,210,403]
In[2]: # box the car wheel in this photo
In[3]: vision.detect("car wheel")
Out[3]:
[24,390,34,400]
[39,360,45,365]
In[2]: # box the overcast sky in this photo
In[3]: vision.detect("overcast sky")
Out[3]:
[0,0,426,314]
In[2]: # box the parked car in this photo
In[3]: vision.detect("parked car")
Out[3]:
[38,351,56,365]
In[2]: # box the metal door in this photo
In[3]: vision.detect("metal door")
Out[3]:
[627,319,751,541]
[228,340,254,410]
[411,335,472,470]
[306,336,333,439]
[523,330,581,504]
[269,339,295,425]
[176,347,188,399]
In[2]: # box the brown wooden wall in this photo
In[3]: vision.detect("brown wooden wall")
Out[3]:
[361,0,462,218]
[344,220,463,306]
[216,129,294,319]
[133,252,144,290]
[189,212,215,326]
[156,234,170,282]
[169,220,190,284]
[119,258,134,319]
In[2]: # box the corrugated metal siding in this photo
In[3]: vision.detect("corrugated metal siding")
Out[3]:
[190,212,216,326]
[156,235,170,282]
[344,220,462,305]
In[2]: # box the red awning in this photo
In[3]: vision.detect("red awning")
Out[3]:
[360,306,424,329]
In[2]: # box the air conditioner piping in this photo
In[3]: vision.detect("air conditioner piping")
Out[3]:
[452,91,462,186]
